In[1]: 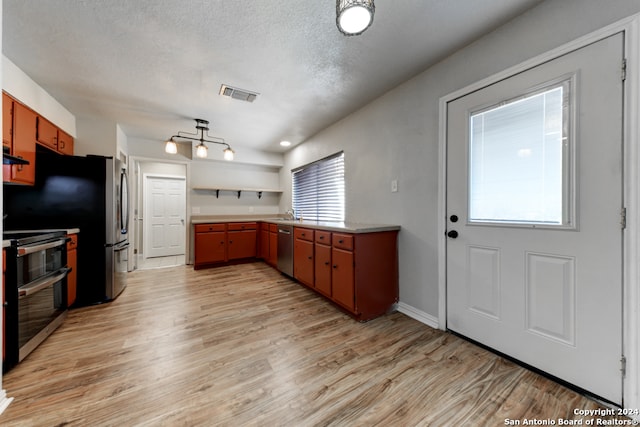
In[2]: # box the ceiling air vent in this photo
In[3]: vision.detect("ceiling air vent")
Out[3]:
[219,84,259,103]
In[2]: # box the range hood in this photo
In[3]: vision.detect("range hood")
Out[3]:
[2,147,29,165]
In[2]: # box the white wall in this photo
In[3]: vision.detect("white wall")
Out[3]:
[74,115,118,157]
[190,160,281,217]
[2,55,76,137]
[128,136,283,217]
[282,0,640,319]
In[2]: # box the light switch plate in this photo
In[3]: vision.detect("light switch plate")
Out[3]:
[391,179,398,193]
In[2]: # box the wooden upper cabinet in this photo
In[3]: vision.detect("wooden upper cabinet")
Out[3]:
[10,102,37,185]
[3,93,13,148]
[57,130,74,155]
[36,117,74,155]
[36,116,58,150]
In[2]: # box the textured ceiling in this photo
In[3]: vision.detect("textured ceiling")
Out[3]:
[3,0,543,153]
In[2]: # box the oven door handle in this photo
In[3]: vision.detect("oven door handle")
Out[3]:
[18,267,71,299]
[17,238,70,256]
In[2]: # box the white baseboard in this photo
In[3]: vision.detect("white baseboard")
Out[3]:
[397,302,440,329]
[0,390,13,414]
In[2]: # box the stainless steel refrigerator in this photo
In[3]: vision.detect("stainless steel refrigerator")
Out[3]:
[4,148,130,306]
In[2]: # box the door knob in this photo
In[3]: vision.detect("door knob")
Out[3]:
[447,230,459,238]
[450,215,459,223]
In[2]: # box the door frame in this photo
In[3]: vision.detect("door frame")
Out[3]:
[129,156,191,271]
[438,14,640,410]
[142,173,187,260]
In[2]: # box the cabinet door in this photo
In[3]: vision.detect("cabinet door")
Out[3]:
[57,129,74,155]
[195,231,226,265]
[332,248,355,311]
[228,230,257,260]
[36,116,58,150]
[258,229,270,259]
[315,243,332,297]
[3,94,12,148]
[11,102,37,185]
[294,239,314,287]
[268,231,278,266]
[67,248,77,307]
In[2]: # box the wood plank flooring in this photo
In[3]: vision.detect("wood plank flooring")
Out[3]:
[0,262,622,426]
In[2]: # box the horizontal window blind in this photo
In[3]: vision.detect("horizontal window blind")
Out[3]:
[292,152,345,222]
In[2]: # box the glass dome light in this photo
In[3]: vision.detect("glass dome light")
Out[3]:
[337,0,374,36]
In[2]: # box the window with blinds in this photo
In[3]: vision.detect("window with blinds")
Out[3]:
[292,152,345,222]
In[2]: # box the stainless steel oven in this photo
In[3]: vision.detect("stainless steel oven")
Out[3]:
[4,230,70,371]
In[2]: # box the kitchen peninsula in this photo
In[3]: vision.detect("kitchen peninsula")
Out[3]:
[192,217,400,321]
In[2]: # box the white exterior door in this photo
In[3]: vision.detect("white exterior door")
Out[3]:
[446,33,624,404]
[144,176,186,258]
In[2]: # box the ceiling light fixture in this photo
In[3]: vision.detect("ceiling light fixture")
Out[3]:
[280,141,291,147]
[165,119,234,161]
[336,0,375,36]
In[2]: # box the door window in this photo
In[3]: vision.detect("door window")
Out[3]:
[468,78,574,228]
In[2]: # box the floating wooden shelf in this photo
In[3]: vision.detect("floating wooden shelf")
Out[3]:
[192,187,283,199]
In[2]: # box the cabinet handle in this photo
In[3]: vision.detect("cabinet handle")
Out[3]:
[319,236,324,240]
[333,265,338,269]
[338,239,344,244]
[59,140,65,149]
[308,256,312,260]
[325,262,329,266]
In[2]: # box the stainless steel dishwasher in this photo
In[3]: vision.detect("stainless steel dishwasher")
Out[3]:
[277,224,293,277]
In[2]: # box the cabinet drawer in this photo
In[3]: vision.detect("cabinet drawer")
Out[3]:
[269,224,278,233]
[315,230,331,245]
[294,227,314,242]
[228,222,257,231]
[195,223,226,233]
[332,233,354,251]
[67,233,78,250]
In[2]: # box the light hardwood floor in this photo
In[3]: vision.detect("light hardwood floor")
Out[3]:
[0,262,621,426]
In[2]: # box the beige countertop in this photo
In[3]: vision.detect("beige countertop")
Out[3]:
[191,216,400,234]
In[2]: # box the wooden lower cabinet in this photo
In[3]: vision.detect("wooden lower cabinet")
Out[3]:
[194,224,227,268]
[194,222,257,269]
[67,233,78,307]
[314,241,332,297]
[299,228,398,321]
[268,225,278,267]
[293,228,314,288]
[227,223,257,260]
[331,247,355,311]
[258,223,270,260]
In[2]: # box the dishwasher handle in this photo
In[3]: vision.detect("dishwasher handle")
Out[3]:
[278,228,292,234]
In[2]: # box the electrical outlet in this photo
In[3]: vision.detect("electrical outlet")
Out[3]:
[391,179,398,193]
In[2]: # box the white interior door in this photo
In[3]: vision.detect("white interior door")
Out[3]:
[446,33,624,404]
[144,176,186,258]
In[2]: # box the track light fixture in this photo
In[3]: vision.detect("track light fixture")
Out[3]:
[336,0,375,36]
[165,118,234,161]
